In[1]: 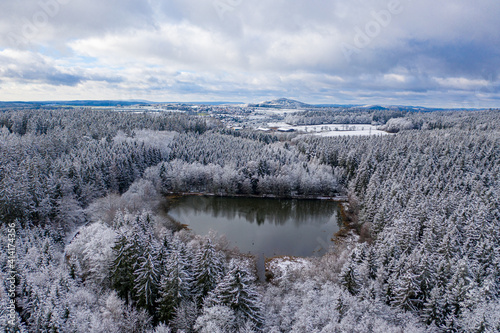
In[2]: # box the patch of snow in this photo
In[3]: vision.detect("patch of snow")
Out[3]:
[266,123,391,136]
[316,129,391,137]
[266,256,312,281]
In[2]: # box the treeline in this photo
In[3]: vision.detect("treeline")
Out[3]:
[284,108,408,125]
[146,132,339,197]
[0,108,214,137]
[379,109,500,132]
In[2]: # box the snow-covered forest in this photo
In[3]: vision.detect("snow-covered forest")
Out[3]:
[283,108,407,126]
[0,108,499,332]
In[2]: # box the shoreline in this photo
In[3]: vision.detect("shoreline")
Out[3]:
[163,191,348,202]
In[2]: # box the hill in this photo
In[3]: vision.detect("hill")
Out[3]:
[248,98,311,109]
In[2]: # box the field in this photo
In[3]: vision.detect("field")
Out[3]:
[266,122,390,136]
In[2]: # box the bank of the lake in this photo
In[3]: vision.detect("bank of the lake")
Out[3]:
[163,191,348,201]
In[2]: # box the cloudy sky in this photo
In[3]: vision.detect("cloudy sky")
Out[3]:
[0,0,499,107]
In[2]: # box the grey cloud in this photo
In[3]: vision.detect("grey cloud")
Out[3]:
[0,0,499,106]
[0,0,155,49]
[0,52,122,86]
[2,65,81,86]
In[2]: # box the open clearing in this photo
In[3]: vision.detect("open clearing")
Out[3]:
[266,123,391,136]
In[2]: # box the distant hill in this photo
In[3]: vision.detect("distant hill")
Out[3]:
[0,100,153,108]
[53,100,153,107]
[248,98,311,109]
[313,104,456,112]
[0,100,248,109]
[0,99,485,111]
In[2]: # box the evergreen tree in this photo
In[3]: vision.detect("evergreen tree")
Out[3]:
[339,259,361,295]
[206,260,264,330]
[134,249,160,314]
[392,270,422,312]
[156,247,193,323]
[110,232,141,303]
[192,239,225,301]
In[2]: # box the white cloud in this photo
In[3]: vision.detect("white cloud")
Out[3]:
[69,23,241,70]
[384,74,407,83]
[435,77,490,90]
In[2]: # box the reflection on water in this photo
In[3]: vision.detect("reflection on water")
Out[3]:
[166,196,341,260]
[167,196,339,226]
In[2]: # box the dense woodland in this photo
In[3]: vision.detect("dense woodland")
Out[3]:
[283,108,408,125]
[0,108,499,332]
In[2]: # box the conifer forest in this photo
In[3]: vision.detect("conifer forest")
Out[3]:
[0,107,499,332]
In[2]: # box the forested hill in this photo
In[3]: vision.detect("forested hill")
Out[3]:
[0,108,499,332]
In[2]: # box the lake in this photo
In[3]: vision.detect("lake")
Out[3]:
[165,196,342,277]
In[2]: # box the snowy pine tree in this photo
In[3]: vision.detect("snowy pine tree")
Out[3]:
[110,232,141,303]
[192,239,225,301]
[156,245,193,323]
[205,260,264,330]
[134,248,160,313]
[339,259,361,295]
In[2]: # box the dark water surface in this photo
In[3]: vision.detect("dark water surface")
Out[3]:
[166,196,341,265]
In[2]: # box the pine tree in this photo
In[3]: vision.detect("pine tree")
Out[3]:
[156,247,193,323]
[392,270,422,312]
[110,232,141,303]
[339,259,361,296]
[422,285,445,326]
[192,239,225,301]
[134,249,160,314]
[205,260,264,330]
[445,259,472,318]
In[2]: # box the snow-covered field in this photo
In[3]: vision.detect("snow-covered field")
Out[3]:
[316,127,390,137]
[266,123,391,136]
